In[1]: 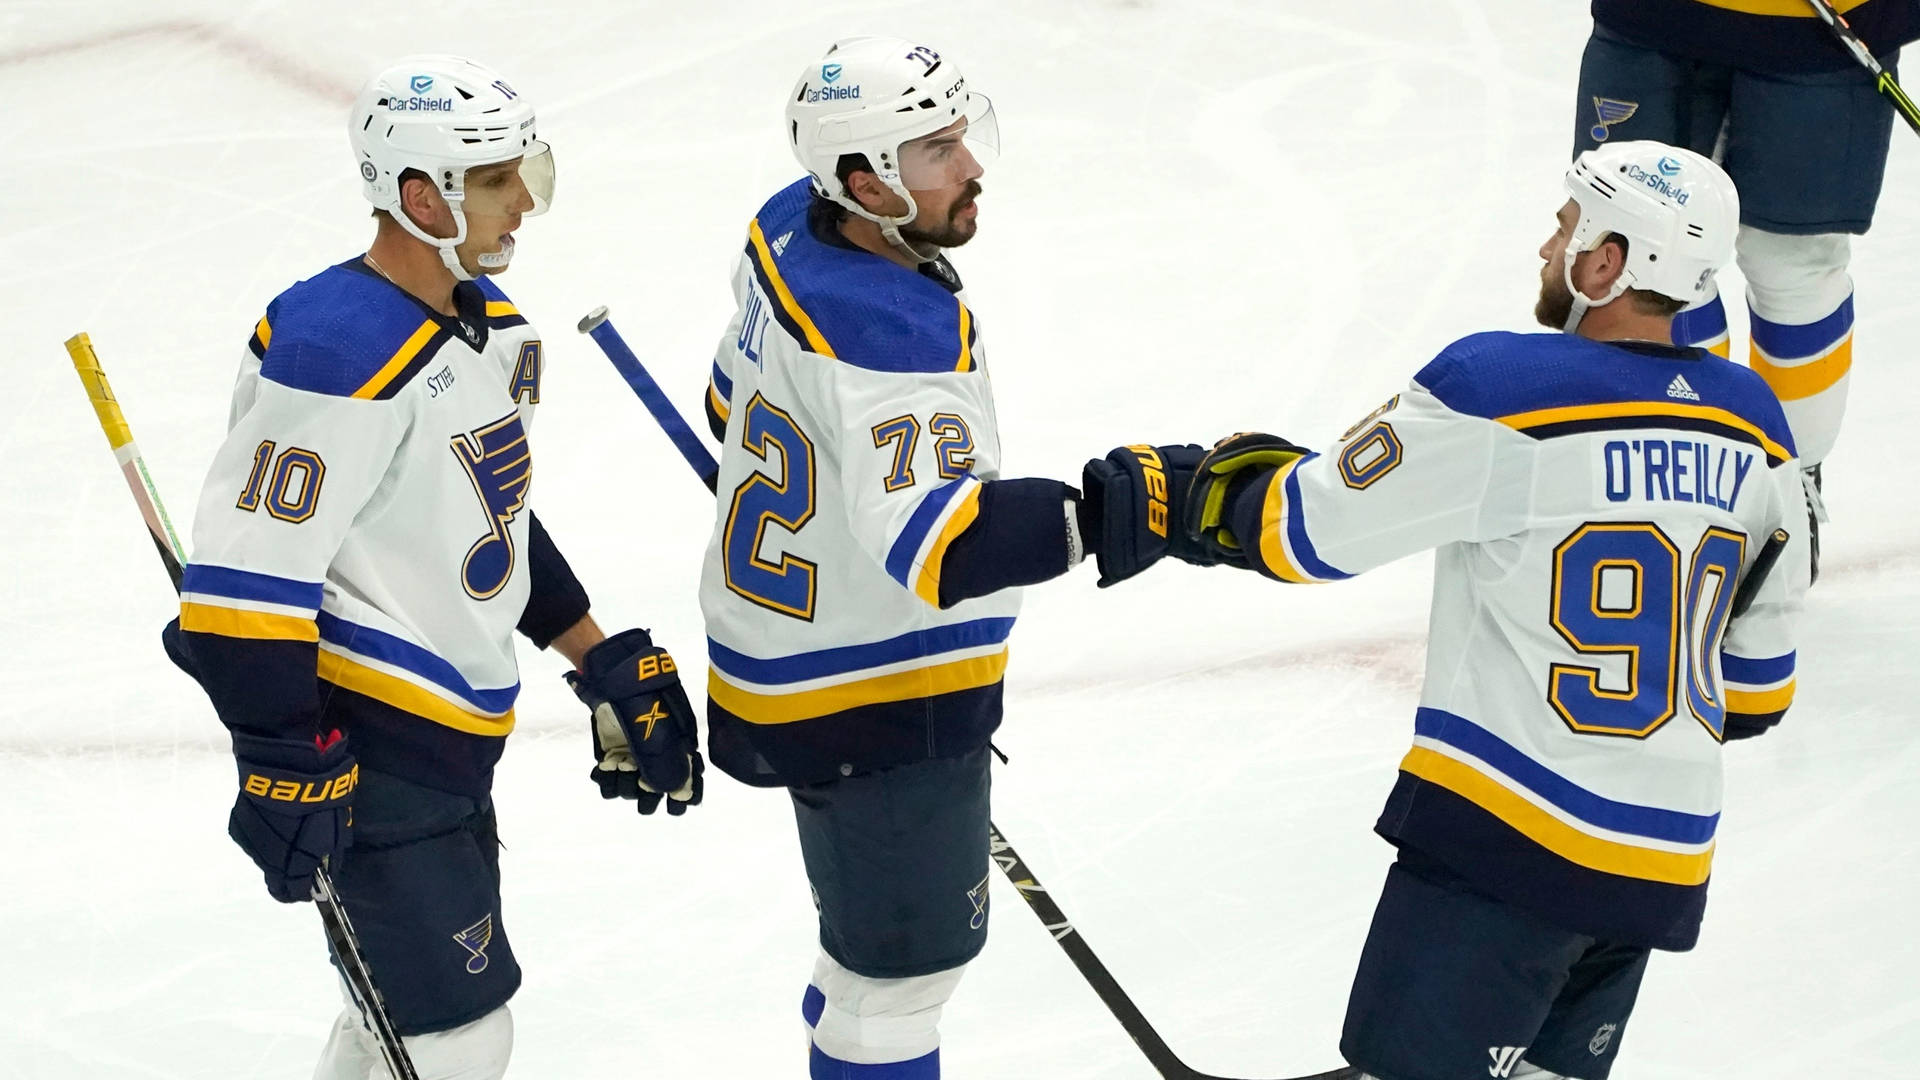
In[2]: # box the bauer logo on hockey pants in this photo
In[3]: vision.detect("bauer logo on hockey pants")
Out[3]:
[453,914,495,974]
[1126,445,1169,538]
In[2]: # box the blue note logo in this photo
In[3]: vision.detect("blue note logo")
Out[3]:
[410,74,434,94]
[1590,97,1638,142]
[451,412,532,601]
[452,913,494,975]
[1657,155,1683,177]
[822,63,843,84]
[966,872,990,930]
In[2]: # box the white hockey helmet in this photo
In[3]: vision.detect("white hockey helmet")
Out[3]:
[348,55,554,280]
[785,36,999,259]
[1557,140,1738,332]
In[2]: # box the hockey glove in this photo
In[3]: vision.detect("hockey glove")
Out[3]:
[1184,432,1309,567]
[565,628,704,816]
[228,729,356,904]
[1079,444,1210,587]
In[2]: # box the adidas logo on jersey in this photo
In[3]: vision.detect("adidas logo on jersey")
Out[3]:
[1666,374,1700,401]
[771,231,793,257]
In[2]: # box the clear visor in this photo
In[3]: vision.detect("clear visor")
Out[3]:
[898,96,998,192]
[451,141,555,222]
[519,140,554,215]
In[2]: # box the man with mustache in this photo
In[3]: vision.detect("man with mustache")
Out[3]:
[697,35,1173,1079]
[1093,142,1809,1079]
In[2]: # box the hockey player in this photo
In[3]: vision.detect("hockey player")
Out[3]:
[698,36,1182,1079]
[162,56,701,1079]
[1098,142,1808,1079]
[1573,0,1920,577]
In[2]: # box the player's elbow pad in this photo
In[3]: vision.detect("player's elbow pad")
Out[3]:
[934,478,1076,608]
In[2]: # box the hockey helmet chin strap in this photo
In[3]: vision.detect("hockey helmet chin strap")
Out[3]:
[840,183,943,265]
[1560,244,1633,335]
[390,200,514,283]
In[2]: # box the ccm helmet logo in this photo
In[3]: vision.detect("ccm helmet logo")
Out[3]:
[1126,445,1170,538]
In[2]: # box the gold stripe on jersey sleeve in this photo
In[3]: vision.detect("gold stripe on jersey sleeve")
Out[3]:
[1726,679,1796,715]
[912,483,983,607]
[180,602,318,642]
[708,647,1009,726]
[708,379,732,422]
[747,220,837,358]
[317,652,516,737]
[1255,457,1322,584]
[351,319,441,400]
[1400,746,1715,886]
[485,300,519,318]
[1497,401,1793,464]
[956,302,974,373]
[253,316,273,350]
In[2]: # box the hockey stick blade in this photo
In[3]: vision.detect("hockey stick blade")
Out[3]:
[583,315,1355,1080]
[64,332,420,1080]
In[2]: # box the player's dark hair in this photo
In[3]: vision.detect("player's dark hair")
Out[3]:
[815,153,878,221]
[1600,234,1691,318]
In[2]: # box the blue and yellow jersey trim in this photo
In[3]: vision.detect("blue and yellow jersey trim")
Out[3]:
[1254,455,1352,585]
[179,564,322,642]
[883,476,984,606]
[708,360,734,423]
[1689,0,1870,14]
[246,316,272,360]
[707,617,1014,726]
[1749,294,1853,403]
[1402,707,1718,886]
[740,179,986,375]
[475,276,530,330]
[253,262,456,400]
[746,219,838,358]
[1497,401,1793,467]
[1722,650,1796,716]
[314,613,517,737]
[1416,332,1797,465]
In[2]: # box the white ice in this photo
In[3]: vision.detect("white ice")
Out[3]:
[5,2,1917,1077]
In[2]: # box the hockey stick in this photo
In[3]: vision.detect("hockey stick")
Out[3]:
[1805,0,1920,135]
[577,309,1358,1080]
[1732,528,1791,619]
[64,333,421,1080]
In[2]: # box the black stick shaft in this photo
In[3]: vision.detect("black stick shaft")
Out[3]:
[578,310,1354,1080]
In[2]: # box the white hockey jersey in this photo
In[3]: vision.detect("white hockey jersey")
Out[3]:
[175,260,554,795]
[1229,331,1806,950]
[699,180,1019,786]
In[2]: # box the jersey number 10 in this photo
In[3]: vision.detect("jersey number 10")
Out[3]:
[1549,521,1746,741]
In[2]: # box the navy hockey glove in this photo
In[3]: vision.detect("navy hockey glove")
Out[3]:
[228,729,356,904]
[1079,444,1210,587]
[1184,432,1309,567]
[565,629,704,816]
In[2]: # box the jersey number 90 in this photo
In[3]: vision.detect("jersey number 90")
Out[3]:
[1549,521,1746,740]
[724,394,818,620]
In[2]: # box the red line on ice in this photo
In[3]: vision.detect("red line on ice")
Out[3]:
[0,19,352,104]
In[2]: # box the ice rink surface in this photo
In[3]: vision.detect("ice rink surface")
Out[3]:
[6,1,1918,1076]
